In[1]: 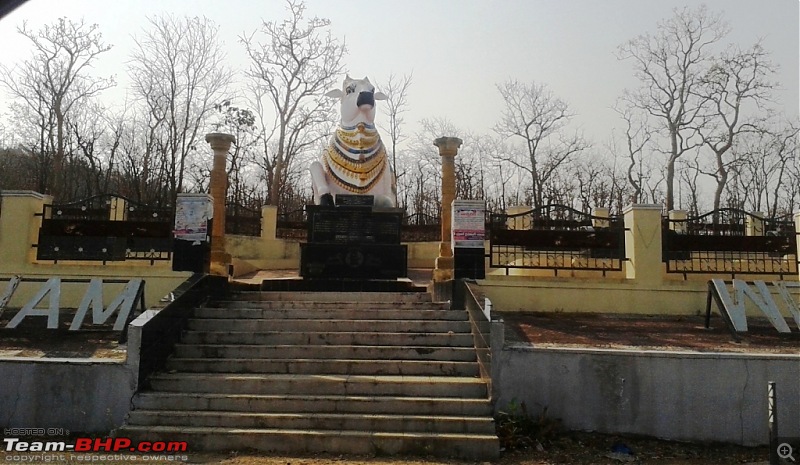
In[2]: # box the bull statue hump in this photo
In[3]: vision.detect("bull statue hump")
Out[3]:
[309,75,397,208]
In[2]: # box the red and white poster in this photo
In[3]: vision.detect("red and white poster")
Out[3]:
[451,199,485,249]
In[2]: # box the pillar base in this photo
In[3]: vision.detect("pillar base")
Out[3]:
[429,279,453,304]
[433,255,454,282]
[210,250,232,277]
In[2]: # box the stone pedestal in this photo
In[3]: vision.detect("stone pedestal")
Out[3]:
[205,133,236,277]
[300,204,407,280]
[432,137,462,283]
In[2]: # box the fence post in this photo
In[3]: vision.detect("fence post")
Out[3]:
[592,207,610,228]
[261,205,277,240]
[795,212,800,282]
[668,210,688,234]
[109,196,127,221]
[0,191,52,270]
[623,204,664,285]
[506,206,531,230]
[746,211,765,236]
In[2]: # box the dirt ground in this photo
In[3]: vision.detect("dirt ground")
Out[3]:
[0,432,773,465]
[501,312,800,354]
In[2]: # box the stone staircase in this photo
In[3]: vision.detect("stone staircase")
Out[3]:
[120,290,499,459]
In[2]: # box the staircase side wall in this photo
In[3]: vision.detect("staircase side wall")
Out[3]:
[0,359,135,433]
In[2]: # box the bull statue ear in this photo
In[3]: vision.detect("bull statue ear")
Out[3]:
[344,74,353,82]
[374,91,388,101]
[324,89,344,99]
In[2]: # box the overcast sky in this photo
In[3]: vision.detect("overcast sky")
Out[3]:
[0,0,797,145]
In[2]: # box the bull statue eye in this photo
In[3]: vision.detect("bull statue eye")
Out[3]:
[345,84,356,94]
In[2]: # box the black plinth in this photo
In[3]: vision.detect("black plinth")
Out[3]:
[301,204,407,280]
[300,243,407,279]
[454,247,486,279]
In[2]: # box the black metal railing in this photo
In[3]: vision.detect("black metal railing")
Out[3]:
[225,203,262,236]
[36,194,173,264]
[662,209,797,278]
[133,274,227,388]
[489,204,626,276]
[276,208,307,240]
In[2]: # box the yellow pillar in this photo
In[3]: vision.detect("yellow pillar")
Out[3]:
[506,205,531,230]
[623,204,664,286]
[795,212,800,282]
[592,207,610,228]
[745,212,765,236]
[109,197,127,221]
[261,205,277,241]
[432,137,462,282]
[668,210,688,234]
[0,191,52,270]
[205,133,236,277]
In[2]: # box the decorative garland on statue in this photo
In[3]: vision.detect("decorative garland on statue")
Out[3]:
[323,123,388,194]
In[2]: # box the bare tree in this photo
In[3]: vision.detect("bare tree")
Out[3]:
[0,17,114,199]
[678,154,703,214]
[377,73,413,176]
[128,14,232,204]
[613,104,652,204]
[731,119,798,215]
[618,5,728,210]
[494,79,588,209]
[699,42,776,213]
[241,0,345,208]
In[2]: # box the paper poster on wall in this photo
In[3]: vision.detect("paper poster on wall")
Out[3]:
[174,194,212,242]
[451,199,486,249]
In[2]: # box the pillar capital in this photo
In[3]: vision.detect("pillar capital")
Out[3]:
[433,137,462,157]
[205,132,236,152]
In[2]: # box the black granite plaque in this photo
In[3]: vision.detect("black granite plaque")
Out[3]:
[306,205,402,244]
[335,194,374,206]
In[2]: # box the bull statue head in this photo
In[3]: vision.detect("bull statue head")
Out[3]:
[324,75,388,127]
[308,75,397,208]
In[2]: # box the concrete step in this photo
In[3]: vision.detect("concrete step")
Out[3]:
[132,392,494,417]
[173,344,477,361]
[211,300,449,311]
[148,373,487,398]
[226,291,433,303]
[180,331,475,347]
[118,426,499,460]
[186,318,471,333]
[194,306,462,320]
[165,358,479,376]
[126,410,495,435]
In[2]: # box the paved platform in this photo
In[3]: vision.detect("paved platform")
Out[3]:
[232,268,434,288]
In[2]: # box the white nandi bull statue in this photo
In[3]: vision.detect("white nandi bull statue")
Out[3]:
[309,75,397,208]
